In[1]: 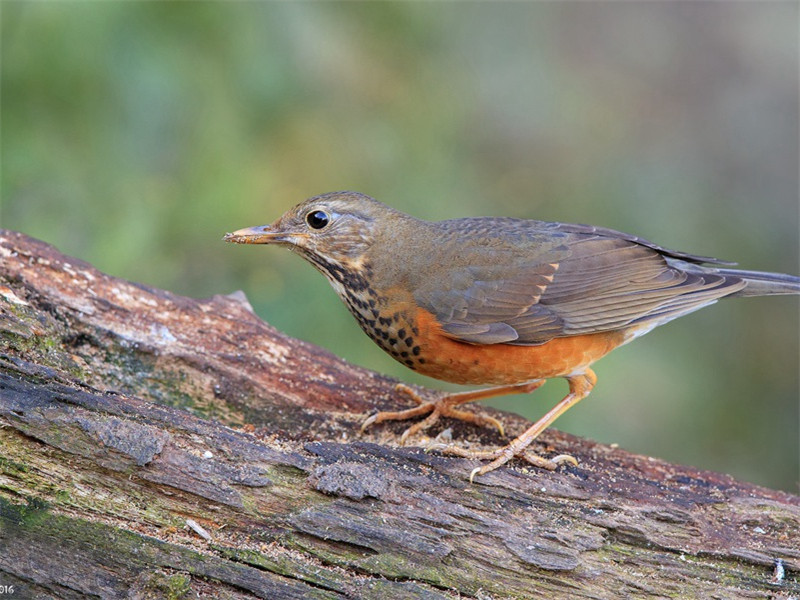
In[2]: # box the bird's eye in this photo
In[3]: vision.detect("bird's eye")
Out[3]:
[305,210,330,230]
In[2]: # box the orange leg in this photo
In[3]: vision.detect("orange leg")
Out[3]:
[432,369,597,482]
[361,380,546,443]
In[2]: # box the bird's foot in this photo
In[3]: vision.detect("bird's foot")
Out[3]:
[427,372,595,481]
[362,373,593,482]
[360,383,505,443]
[428,441,578,482]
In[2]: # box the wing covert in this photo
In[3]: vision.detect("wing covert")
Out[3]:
[410,224,740,346]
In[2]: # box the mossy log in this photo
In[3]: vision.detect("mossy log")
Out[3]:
[0,229,797,599]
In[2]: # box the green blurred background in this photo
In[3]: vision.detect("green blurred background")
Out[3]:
[2,2,798,491]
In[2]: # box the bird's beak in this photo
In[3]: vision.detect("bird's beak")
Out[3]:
[224,224,287,245]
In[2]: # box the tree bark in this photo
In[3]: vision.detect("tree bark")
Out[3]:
[0,229,797,600]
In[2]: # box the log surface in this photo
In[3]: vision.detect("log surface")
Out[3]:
[0,229,797,599]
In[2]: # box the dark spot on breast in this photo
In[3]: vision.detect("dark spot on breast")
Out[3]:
[404,359,414,367]
[388,338,397,346]
[405,337,413,346]
[418,358,426,364]
[397,329,406,339]
[412,346,421,356]
[400,351,408,358]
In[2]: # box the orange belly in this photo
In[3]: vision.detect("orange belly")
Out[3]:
[408,308,628,385]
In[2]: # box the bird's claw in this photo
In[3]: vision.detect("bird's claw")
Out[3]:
[549,453,579,467]
[469,466,482,484]
[359,413,379,433]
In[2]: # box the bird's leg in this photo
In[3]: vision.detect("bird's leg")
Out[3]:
[432,369,597,481]
[361,380,546,443]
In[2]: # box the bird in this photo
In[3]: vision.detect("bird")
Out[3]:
[225,191,800,481]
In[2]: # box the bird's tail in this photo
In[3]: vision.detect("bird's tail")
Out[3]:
[717,268,800,298]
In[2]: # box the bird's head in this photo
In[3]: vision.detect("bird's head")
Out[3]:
[224,191,402,272]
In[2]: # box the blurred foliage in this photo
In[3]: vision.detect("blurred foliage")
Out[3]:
[2,2,797,491]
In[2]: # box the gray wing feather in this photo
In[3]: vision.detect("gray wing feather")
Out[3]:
[440,322,520,344]
[411,220,744,346]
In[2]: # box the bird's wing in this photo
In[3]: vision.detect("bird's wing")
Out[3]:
[412,223,742,345]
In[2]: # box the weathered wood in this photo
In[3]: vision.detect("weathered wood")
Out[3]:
[0,228,797,599]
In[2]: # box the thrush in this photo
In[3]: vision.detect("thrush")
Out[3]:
[225,191,800,481]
